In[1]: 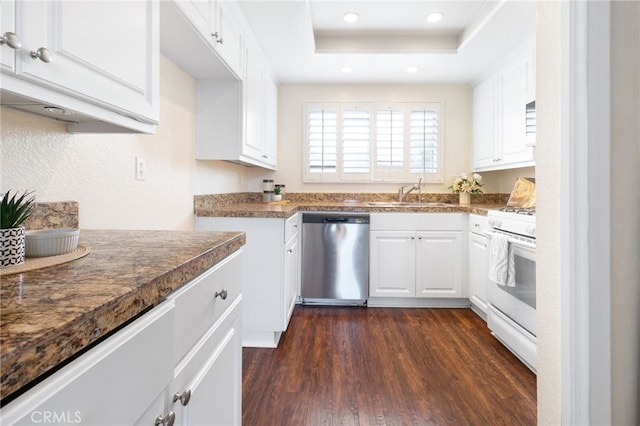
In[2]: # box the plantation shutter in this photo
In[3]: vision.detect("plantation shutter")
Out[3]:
[410,108,439,173]
[376,108,404,168]
[307,107,337,173]
[342,108,371,175]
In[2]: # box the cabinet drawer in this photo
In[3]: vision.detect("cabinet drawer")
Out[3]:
[1,302,175,426]
[371,213,463,231]
[469,214,489,234]
[171,296,242,426]
[284,213,299,242]
[168,250,242,363]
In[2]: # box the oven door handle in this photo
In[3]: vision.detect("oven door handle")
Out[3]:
[484,230,536,250]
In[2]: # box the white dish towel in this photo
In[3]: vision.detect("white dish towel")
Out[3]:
[488,234,516,287]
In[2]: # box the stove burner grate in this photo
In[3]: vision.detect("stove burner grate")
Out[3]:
[499,207,536,215]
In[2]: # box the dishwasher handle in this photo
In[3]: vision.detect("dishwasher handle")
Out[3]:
[324,217,349,223]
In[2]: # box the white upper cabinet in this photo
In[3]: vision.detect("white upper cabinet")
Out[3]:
[1,0,17,73]
[1,0,159,133]
[175,0,243,77]
[473,39,536,171]
[196,35,278,170]
[212,0,243,76]
[243,35,277,168]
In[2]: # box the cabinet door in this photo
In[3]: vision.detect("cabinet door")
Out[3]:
[499,52,533,165]
[16,0,158,123]
[1,0,16,73]
[187,0,211,37]
[0,302,175,426]
[264,74,279,166]
[370,231,416,297]
[243,42,266,162]
[472,76,498,169]
[213,0,243,77]
[283,233,299,329]
[415,231,463,297]
[468,232,489,314]
[172,299,242,426]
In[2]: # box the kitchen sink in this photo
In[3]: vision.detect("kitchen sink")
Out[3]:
[365,202,453,207]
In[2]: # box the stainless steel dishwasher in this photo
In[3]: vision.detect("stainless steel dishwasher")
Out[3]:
[301,212,369,305]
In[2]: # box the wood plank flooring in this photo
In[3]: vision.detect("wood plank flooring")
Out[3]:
[243,306,536,425]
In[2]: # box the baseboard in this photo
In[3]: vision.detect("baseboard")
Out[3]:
[366,297,471,308]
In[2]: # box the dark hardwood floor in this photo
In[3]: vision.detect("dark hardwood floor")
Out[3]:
[243,306,536,425]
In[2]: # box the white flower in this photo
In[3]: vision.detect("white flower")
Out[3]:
[450,172,483,195]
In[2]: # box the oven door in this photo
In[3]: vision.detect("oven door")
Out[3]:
[485,230,537,337]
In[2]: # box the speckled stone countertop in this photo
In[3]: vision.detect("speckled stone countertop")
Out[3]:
[0,229,245,402]
[194,192,508,219]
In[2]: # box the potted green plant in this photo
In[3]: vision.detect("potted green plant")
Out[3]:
[273,185,282,202]
[1,190,35,266]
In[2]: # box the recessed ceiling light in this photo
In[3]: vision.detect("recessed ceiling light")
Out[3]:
[407,66,419,73]
[340,66,353,73]
[426,12,444,23]
[343,12,359,23]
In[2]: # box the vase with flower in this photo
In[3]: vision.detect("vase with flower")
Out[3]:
[449,173,483,205]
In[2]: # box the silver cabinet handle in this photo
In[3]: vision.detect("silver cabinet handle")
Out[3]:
[155,412,175,426]
[287,249,293,253]
[214,288,228,300]
[30,47,52,63]
[173,389,192,406]
[0,32,21,49]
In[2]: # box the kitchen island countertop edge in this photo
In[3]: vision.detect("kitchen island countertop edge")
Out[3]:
[0,229,245,402]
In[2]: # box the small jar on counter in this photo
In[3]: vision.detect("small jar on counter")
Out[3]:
[263,179,274,202]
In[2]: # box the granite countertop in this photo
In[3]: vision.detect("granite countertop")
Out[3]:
[0,229,245,402]
[194,200,504,219]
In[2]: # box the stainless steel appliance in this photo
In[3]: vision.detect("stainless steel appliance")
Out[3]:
[485,208,536,372]
[301,212,369,305]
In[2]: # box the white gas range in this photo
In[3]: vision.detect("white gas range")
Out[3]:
[485,207,537,372]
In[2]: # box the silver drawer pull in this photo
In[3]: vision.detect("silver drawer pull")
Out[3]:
[30,46,52,63]
[155,412,175,426]
[173,389,192,406]
[0,32,21,49]
[214,288,228,300]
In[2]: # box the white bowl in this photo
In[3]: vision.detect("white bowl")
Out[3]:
[25,228,80,258]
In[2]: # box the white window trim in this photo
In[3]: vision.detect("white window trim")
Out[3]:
[303,101,445,183]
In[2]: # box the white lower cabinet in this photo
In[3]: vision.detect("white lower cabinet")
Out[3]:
[370,214,464,299]
[0,302,175,426]
[468,214,490,316]
[0,251,243,426]
[166,250,243,426]
[170,295,242,426]
[196,214,300,347]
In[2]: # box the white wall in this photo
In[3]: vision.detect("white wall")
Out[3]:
[536,1,562,423]
[610,2,640,423]
[0,56,255,230]
[273,83,525,194]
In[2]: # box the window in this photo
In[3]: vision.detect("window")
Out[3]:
[304,102,443,183]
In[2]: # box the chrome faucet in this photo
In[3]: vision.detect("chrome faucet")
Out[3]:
[398,178,423,202]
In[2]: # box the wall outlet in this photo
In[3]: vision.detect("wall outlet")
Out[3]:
[135,157,146,181]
